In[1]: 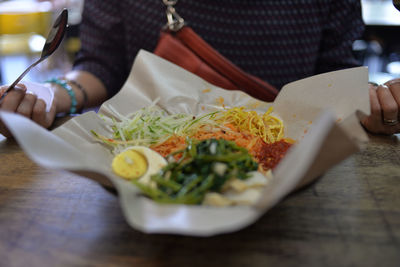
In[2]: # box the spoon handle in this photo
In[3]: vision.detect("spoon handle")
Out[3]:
[4,58,44,94]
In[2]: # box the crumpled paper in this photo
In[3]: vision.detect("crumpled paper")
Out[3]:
[0,50,369,236]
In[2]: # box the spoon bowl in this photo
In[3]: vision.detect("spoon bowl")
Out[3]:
[3,9,68,94]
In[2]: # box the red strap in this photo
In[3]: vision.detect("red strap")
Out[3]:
[175,27,278,101]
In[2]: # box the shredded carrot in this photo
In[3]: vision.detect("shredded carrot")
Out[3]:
[150,123,292,170]
[150,135,186,157]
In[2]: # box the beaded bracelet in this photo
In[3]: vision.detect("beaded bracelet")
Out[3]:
[45,78,78,114]
[64,79,88,109]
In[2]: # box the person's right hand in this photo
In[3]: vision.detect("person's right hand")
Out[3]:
[0,84,56,138]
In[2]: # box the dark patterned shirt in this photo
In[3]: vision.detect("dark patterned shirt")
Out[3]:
[73,0,364,97]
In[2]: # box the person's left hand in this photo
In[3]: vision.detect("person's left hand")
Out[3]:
[361,78,400,135]
[0,83,56,138]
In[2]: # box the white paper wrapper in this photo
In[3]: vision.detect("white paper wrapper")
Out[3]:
[1,80,54,112]
[23,80,54,112]
[0,50,370,236]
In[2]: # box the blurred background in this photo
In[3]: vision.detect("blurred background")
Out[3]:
[0,0,83,84]
[0,0,399,86]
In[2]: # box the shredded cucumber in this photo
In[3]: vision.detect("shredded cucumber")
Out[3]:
[92,101,222,153]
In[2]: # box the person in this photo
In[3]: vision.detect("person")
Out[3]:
[0,0,399,137]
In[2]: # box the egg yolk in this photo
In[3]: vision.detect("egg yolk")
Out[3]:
[112,149,148,179]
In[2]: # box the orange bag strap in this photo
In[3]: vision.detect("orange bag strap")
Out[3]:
[175,27,278,101]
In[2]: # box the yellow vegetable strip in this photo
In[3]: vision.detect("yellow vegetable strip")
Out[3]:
[216,106,284,144]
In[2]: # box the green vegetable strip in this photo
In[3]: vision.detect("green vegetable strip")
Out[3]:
[176,175,202,197]
[150,175,181,192]
[133,138,258,205]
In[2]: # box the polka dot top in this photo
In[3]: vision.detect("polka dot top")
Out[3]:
[73,0,364,97]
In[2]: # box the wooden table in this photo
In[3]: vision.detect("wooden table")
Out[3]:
[1,125,400,267]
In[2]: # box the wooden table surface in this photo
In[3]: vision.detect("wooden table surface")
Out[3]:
[1,125,400,267]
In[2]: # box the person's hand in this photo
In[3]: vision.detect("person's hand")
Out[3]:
[0,84,56,138]
[361,78,400,135]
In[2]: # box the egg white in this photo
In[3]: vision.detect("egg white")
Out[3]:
[118,146,167,187]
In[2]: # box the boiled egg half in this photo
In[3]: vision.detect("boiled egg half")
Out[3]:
[111,146,167,186]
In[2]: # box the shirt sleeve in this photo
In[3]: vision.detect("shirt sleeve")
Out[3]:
[72,0,128,97]
[315,0,365,74]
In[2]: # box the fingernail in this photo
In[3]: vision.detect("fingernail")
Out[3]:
[16,83,27,90]
[26,90,37,96]
[12,85,27,92]
[378,84,389,90]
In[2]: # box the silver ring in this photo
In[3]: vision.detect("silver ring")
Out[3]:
[383,118,399,126]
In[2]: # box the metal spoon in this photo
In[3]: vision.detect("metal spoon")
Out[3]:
[3,9,68,94]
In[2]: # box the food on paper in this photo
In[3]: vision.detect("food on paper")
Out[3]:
[91,103,221,153]
[112,146,167,186]
[93,101,293,206]
[112,149,147,179]
[202,169,273,206]
[215,106,284,143]
[92,101,292,171]
[132,139,258,205]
